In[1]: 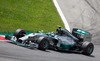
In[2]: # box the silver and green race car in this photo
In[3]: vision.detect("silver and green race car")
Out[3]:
[5,27,94,56]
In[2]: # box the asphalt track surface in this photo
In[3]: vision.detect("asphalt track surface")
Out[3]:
[0,41,100,61]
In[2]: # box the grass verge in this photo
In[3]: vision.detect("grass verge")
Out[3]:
[0,0,64,32]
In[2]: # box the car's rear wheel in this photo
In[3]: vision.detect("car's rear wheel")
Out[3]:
[14,29,26,39]
[82,41,94,56]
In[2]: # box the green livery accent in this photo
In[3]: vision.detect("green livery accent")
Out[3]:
[60,43,72,50]
[76,29,90,35]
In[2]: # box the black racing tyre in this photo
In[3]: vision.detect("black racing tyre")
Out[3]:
[82,41,94,56]
[14,29,26,39]
[37,37,49,51]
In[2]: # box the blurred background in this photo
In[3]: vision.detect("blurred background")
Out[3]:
[57,0,100,44]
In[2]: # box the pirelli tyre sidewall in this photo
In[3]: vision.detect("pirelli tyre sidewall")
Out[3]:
[14,29,26,39]
[82,41,94,56]
[37,36,49,51]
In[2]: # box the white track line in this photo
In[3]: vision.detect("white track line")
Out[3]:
[53,0,70,31]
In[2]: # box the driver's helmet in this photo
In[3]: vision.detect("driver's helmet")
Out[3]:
[56,27,64,35]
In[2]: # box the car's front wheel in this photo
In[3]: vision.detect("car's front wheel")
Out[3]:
[37,37,49,51]
[14,29,26,39]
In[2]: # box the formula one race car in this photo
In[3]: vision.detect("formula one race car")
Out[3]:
[5,27,94,56]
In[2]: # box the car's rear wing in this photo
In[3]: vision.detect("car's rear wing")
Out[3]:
[72,28,92,42]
